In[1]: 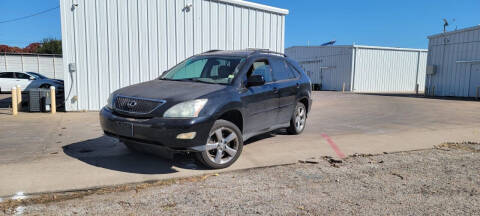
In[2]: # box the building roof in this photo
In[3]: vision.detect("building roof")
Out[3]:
[214,0,289,15]
[286,45,427,52]
[428,25,480,39]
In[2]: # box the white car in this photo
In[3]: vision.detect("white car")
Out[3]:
[0,72,64,93]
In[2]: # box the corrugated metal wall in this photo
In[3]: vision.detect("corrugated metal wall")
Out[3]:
[426,25,480,97]
[60,0,287,111]
[0,54,64,79]
[286,45,427,93]
[353,46,427,93]
[285,46,353,91]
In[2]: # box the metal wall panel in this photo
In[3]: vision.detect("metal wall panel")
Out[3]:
[60,0,287,111]
[286,45,427,93]
[285,46,353,91]
[426,25,480,97]
[0,54,64,79]
[353,47,427,93]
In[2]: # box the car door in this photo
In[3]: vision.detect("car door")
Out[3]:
[0,72,17,92]
[270,57,299,125]
[241,59,279,135]
[14,72,34,90]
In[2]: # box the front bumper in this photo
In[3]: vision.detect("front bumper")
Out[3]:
[100,107,214,151]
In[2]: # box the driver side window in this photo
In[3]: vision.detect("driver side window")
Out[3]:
[248,60,273,83]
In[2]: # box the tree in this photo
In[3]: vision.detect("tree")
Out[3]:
[0,38,62,54]
[0,45,23,53]
[36,38,62,54]
[23,43,42,53]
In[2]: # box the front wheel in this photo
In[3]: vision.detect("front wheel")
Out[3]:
[195,120,243,169]
[287,102,307,135]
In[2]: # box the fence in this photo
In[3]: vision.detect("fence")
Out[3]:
[0,53,63,79]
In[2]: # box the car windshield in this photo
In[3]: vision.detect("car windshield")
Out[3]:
[161,56,245,84]
[26,72,48,79]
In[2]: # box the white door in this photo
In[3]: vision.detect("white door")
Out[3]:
[0,72,17,92]
[14,72,34,90]
[469,64,480,97]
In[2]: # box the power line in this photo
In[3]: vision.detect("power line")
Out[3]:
[0,5,60,24]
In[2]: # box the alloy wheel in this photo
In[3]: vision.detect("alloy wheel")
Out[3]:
[295,105,306,132]
[205,127,239,165]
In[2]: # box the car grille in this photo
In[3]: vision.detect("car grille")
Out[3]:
[114,96,165,114]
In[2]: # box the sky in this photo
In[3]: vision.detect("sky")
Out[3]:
[0,0,478,49]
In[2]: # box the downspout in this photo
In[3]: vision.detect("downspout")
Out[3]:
[414,51,420,92]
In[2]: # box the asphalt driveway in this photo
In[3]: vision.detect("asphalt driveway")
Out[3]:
[0,92,479,197]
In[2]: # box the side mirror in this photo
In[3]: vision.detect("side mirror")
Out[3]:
[247,75,265,87]
[29,76,35,80]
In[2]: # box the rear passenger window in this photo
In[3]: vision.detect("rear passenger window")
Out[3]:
[0,72,15,78]
[287,62,301,78]
[271,58,296,81]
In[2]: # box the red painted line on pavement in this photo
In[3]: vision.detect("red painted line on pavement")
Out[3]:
[321,134,346,159]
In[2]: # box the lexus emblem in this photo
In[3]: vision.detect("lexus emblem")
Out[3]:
[127,100,137,108]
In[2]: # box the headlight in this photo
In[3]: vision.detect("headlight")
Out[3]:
[163,99,208,118]
[106,94,114,109]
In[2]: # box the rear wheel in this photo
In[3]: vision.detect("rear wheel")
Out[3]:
[195,120,243,169]
[287,102,307,135]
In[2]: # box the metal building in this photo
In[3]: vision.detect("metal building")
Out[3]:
[426,25,480,98]
[0,53,64,79]
[60,0,288,111]
[286,45,428,93]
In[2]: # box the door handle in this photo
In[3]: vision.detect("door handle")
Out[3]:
[273,87,279,93]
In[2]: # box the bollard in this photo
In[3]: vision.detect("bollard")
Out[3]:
[342,82,346,93]
[50,86,56,114]
[11,87,18,116]
[16,85,22,109]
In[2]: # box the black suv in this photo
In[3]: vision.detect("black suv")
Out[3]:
[100,49,312,169]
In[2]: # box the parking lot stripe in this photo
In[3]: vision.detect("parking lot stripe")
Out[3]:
[321,134,346,159]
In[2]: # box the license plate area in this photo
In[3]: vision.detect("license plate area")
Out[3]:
[116,121,134,137]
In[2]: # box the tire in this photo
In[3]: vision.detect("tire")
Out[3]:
[195,119,243,169]
[287,102,307,135]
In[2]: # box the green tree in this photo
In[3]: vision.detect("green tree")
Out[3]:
[36,38,62,54]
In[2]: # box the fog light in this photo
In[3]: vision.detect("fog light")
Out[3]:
[176,132,197,140]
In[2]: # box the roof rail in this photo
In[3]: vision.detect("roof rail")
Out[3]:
[203,49,222,54]
[247,48,287,57]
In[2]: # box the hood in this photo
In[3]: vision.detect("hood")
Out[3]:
[113,80,227,102]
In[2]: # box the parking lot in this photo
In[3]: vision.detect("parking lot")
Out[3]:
[0,91,479,210]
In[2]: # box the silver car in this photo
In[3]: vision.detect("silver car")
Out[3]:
[0,72,64,92]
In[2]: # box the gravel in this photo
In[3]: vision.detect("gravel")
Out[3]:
[5,143,480,215]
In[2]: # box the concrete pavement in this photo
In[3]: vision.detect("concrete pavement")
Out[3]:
[0,92,479,197]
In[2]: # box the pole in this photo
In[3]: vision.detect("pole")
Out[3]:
[415,84,419,96]
[11,87,18,116]
[4,52,7,71]
[50,86,56,114]
[52,57,56,78]
[342,82,346,93]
